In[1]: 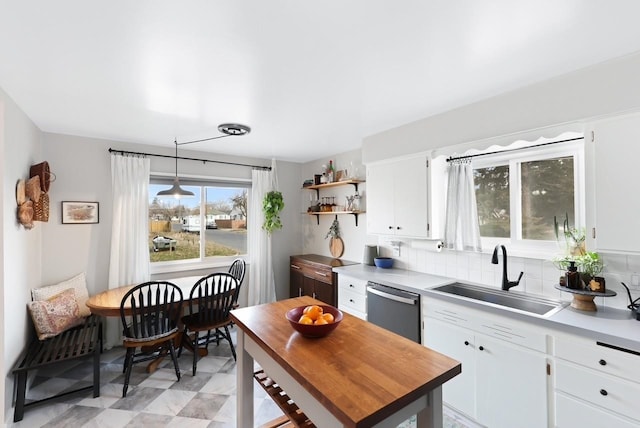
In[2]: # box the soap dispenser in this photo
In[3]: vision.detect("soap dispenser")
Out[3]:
[566,260,581,290]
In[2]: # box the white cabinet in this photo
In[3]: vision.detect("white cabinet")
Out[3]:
[588,113,640,253]
[423,298,548,428]
[366,155,430,238]
[553,332,640,427]
[337,274,367,320]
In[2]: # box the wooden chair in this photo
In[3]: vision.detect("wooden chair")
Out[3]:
[228,258,246,309]
[179,273,239,375]
[120,281,183,397]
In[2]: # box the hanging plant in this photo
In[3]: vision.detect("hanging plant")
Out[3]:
[262,191,284,234]
[325,218,341,239]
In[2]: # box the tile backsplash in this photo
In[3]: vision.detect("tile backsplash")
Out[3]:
[379,244,640,311]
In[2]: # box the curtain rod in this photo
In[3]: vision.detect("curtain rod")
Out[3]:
[445,136,584,163]
[108,148,272,170]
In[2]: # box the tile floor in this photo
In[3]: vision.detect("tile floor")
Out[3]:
[10,332,479,427]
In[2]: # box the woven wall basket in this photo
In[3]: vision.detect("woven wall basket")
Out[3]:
[29,161,54,193]
[33,192,49,222]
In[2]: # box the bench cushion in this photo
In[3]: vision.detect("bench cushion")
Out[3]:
[32,272,91,317]
[27,288,84,340]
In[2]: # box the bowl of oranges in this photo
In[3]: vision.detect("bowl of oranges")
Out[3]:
[285,304,343,338]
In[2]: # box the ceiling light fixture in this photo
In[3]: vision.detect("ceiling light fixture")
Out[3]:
[157,123,251,199]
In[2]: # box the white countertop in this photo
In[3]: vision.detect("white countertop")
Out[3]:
[333,264,640,353]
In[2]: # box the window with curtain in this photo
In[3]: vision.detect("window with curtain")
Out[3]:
[472,140,583,252]
[148,177,250,264]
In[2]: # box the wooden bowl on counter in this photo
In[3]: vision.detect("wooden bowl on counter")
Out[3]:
[285,305,343,338]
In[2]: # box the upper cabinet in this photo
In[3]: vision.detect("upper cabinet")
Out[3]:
[366,155,430,238]
[587,113,640,253]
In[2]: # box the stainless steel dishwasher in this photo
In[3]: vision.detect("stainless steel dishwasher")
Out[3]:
[366,282,421,343]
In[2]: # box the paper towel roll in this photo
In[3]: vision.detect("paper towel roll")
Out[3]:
[410,240,443,252]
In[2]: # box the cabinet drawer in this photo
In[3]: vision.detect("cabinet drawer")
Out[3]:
[478,319,547,353]
[423,299,475,328]
[290,261,333,284]
[555,361,640,421]
[555,335,640,382]
[556,392,639,428]
[338,275,367,295]
[339,288,367,313]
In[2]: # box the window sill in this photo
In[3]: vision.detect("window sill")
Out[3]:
[150,256,248,275]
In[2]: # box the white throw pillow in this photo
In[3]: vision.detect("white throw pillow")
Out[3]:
[32,272,91,317]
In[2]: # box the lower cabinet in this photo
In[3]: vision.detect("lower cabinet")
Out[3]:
[553,332,640,427]
[289,255,337,306]
[423,298,548,428]
[337,274,367,320]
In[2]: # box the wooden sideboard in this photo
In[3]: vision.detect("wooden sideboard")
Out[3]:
[289,254,358,307]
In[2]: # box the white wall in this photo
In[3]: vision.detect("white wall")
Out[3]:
[301,149,371,264]
[363,52,640,163]
[1,86,43,425]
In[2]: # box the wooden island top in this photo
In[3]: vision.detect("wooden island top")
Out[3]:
[231,296,461,427]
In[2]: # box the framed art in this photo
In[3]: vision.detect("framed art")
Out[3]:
[61,201,99,224]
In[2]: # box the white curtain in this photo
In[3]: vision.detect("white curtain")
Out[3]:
[107,153,150,346]
[247,160,277,306]
[443,160,482,252]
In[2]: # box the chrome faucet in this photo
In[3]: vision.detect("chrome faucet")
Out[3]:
[491,245,524,291]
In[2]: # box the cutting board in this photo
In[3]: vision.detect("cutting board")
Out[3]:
[329,237,344,258]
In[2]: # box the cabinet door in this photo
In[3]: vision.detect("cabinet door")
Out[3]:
[394,156,429,238]
[290,268,304,298]
[313,280,335,306]
[475,334,548,428]
[302,276,315,299]
[366,162,395,234]
[424,317,476,419]
[591,113,640,253]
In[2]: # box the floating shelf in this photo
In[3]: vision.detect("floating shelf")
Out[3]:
[303,179,364,199]
[307,211,365,226]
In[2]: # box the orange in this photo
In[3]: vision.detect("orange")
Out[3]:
[303,305,323,321]
[321,313,335,323]
[314,317,329,325]
[298,315,313,325]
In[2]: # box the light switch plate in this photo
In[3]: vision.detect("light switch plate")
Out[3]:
[631,274,640,288]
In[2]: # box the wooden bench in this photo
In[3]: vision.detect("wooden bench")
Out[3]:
[12,314,103,422]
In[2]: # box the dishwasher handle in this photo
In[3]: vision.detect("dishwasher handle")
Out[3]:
[367,285,418,305]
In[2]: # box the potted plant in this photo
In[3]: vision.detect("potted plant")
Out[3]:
[578,252,606,292]
[262,191,284,235]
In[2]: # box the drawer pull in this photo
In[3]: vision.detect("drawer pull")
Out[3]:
[349,284,355,288]
[291,264,301,270]
[349,299,355,303]
[314,271,328,277]
[464,341,469,346]
[479,345,484,351]
[600,389,608,396]
[599,359,607,366]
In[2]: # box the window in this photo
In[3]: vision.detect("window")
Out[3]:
[472,140,584,252]
[148,178,249,265]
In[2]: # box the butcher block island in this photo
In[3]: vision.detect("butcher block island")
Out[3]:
[231,296,461,428]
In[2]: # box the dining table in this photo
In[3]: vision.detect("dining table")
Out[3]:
[231,296,461,428]
[85,275,206,372]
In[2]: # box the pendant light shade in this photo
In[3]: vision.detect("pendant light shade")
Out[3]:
[157,139,195,199]
[156,176,195,198]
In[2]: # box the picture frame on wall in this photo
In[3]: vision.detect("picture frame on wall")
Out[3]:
[61,201,99,224]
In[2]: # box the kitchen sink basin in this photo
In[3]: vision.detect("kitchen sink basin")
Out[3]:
[430,282,566,316]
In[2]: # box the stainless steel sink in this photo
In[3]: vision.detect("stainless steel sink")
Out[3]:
[430,282,566,316]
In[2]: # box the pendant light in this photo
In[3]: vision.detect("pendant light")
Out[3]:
[156,139,194,198]
[156,123,251,199]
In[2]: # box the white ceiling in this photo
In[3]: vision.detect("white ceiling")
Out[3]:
[2,1,640,163]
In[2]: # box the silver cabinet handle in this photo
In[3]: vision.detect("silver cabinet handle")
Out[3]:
[291,264,301,270]
[314,271,328,277]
